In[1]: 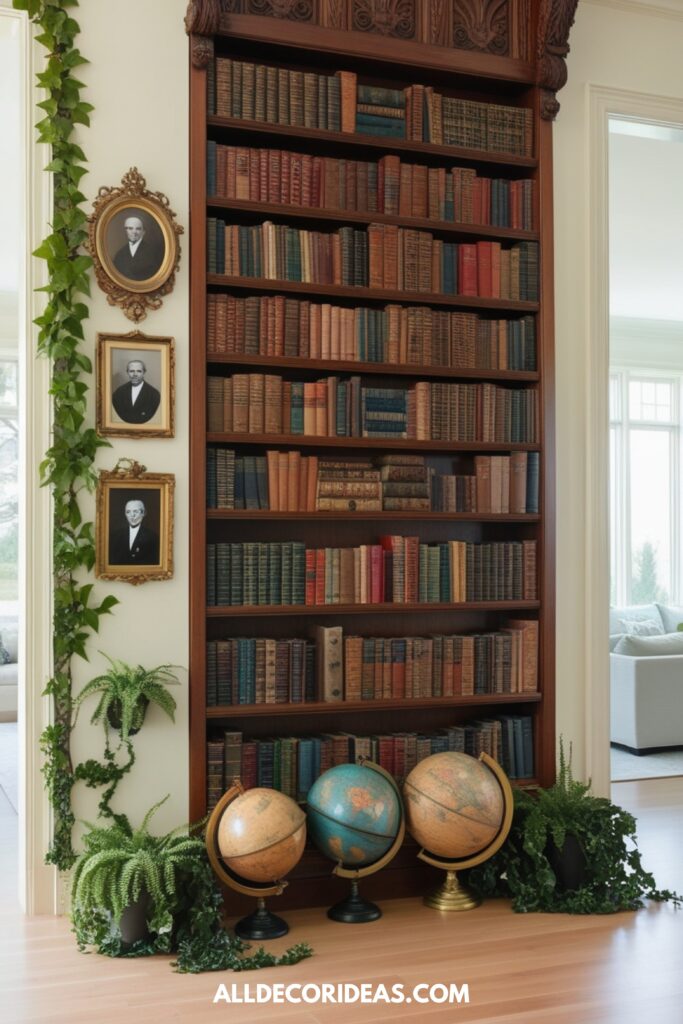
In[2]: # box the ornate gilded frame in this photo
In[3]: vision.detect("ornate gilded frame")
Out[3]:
[87,168,183,323]
[96,460,175,585]
[96,330,175,439]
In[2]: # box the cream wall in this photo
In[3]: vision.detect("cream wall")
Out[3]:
[554,0,683,783]
[68,0,190,839]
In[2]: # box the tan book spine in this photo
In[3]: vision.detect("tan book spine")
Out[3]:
[287,450,300,512]
[307,455,318,511]
[510,451,528,514]
[316,625,344,701]
[277,451,288,511]
[337,70,357,134]
[344,635,362,701]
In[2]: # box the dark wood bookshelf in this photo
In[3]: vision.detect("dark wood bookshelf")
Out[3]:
[206,352,539,383]
[207,197,538,243]
[208,274,539,313]
[207,510,541,522]
[189,0,557,913]
[207,115,538,170]
[207,692,542,719]
[207,600,541,618]
[207,432,540,452]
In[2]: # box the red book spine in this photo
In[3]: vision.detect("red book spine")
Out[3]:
[459,244,478,297]
[315,548,325,605]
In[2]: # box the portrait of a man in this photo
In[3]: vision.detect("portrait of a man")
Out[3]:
[108,491,161,568]
[97,333,174,438]
[106,206,166,284]
[112,358,161,424]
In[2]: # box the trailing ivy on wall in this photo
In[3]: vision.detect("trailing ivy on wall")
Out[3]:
[14,0,118,870]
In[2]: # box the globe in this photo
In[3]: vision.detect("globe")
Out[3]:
[403,751,505,860]
[307,762,402,868]
[217,787,306,884]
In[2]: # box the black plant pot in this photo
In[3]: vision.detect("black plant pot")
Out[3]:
[117,888,153,947]
[546,833,588,892]
[106,697,149,736]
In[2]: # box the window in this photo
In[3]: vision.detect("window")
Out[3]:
[610,368,679,605]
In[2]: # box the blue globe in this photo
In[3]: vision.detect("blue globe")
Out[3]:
[306,762,402,868]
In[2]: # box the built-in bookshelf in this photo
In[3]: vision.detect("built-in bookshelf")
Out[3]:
[188,0,558,910]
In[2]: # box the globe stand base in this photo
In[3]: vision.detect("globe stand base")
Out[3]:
[328,878,381,923]
[235,897,289,940]
[423,870,481,912]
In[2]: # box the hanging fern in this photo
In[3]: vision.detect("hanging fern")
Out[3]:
[13,0,118,869]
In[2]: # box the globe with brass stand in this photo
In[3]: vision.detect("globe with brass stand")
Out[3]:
[205,781,306,939]
[403,751,513,911]
[306,759,404,923]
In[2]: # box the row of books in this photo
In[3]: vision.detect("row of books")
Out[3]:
[206,294,537,371]
[207,373,539,444]
[205,620,538,708]
[206,714,535,808]
[208,220,539,301]
[206,449,540,515]
[208,59,533,157]
[207,143,535,230]
[205,538,537,607]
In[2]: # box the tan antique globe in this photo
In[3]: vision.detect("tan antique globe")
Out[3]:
[217,787,306,884]
[404,751,505,860]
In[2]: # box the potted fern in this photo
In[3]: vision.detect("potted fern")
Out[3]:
[71,798,313,972]
[466,740,680,913]
[74,655,180,740]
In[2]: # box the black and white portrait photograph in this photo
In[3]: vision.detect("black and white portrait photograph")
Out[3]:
[96,467,174,584]
[88,168,183,322]
[106,205,166,283]
[97,331,174,438]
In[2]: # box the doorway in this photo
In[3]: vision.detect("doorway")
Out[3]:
[608,116,683,782]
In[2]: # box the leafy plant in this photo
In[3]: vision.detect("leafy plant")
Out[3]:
[72,799,313,973]
[74,656,179,741]
[14,0,118,869]
[466,739,681,913]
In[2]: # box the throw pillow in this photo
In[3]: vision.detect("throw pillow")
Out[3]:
[617,617,663,637]
[655,603,683,634]
[613,632,683,656]
[608,603,663,635]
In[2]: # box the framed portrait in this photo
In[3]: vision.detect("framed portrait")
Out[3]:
[97,331,174,438]
[96,464,174,584]
[87,167,183,323]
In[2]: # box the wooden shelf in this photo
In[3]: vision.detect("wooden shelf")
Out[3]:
[206,353,539,383]
[208,274,539,313]
[207,432,539,452]
[207,601,540,617]
[207,510,541,522]
[207,197,538,243]
[206,692,542,718]
[207,115,538,170]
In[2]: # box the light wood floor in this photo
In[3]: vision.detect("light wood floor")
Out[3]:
[1,778,682,1024]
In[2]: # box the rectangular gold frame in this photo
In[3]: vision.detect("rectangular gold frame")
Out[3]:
[96,465,174,584]
[97,330,174,438]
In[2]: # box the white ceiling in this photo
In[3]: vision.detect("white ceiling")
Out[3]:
[609,119,683,321]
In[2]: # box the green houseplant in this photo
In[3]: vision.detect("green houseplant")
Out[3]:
[466,740,680,913]
[74,656,179,740]
[72,797,313,973]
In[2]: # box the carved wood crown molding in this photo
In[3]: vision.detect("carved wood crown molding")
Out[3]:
[185,0,221,67]
[537,0,580,120]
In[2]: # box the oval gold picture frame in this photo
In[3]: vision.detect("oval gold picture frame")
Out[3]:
[87,167,183,323]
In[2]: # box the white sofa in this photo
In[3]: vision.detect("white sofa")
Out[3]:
[0,616,18,722]
[610,603,683,753]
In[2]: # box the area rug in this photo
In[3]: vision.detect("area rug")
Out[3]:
[0,722,17,813]
[611,743,683,782]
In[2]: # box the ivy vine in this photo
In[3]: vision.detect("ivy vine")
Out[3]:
[15,0,119,869]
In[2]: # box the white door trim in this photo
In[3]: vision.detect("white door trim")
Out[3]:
[586,84,683,794]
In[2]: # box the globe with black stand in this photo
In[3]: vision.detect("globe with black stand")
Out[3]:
[306,759,404,923]
[205,781,307,939]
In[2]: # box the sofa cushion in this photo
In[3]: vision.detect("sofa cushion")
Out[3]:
[656,603,683,634]
[613,631,683,656]
[0,617,17,663]
[609,604,664,635]
[609,633,625,652]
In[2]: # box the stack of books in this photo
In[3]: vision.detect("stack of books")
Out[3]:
[379,454,430,512]
[355,84,406,138]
